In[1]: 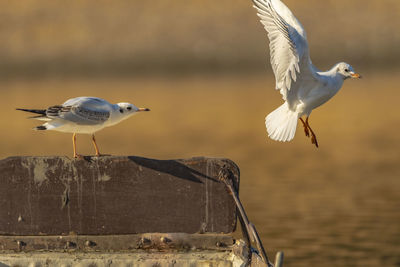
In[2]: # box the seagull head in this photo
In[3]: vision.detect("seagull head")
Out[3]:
[115,102,150,120]
[336,62,361,80]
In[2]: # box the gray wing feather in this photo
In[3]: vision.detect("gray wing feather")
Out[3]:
[46,97,111,125]
[63,106,110,125]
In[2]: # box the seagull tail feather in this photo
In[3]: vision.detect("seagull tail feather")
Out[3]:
[33,122,60,131]
[16,108,46,115]
[265,102,298,142]
[34,125,47,131]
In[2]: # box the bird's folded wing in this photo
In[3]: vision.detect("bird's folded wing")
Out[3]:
[253,0,317,101]
[46,100,110,125]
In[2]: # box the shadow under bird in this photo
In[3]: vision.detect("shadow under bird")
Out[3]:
[252,0,361,147]
[17,97,150,158]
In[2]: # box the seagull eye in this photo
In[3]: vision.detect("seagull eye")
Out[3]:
[344,69,349,72]
[119,109,123,113]
[127,106,132,111]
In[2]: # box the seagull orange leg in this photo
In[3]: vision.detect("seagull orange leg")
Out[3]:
[72,133,83,158]
[305,117,319,148]
[299,117,310,137]
[91,134,101,157]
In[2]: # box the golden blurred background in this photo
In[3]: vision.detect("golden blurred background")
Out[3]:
[1,0,399,266]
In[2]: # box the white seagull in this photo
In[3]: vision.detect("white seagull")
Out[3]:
[252,0,361,147]
[17,97,150,158]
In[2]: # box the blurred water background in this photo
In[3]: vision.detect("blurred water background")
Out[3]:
[0,0,399,266]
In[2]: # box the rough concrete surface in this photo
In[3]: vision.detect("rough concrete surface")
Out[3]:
[0,156,239,236]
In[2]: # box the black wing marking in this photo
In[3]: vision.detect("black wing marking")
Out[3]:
[45,105,72,117]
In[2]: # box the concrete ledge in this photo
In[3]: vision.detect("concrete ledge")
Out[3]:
[0,233,235,253]
[0,156,239,236]
[0,249,246,267]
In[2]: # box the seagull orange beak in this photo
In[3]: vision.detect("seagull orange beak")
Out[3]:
[351,73,362,79]
[137,108,150,112]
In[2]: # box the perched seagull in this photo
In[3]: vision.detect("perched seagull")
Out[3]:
[252,0,361,147]
[17,97,150,158]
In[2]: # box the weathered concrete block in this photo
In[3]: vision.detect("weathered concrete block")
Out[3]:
[0,156,239,236]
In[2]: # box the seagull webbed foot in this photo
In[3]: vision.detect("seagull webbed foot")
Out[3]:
[311,134,319,148]
[304,117,319,148]
[73,154,84,160]
[299,118,310,137]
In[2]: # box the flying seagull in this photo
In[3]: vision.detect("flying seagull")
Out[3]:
[252,0,361,147]
[17,97,150,158]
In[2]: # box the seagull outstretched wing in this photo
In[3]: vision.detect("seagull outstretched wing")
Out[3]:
[253,0,318,103]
